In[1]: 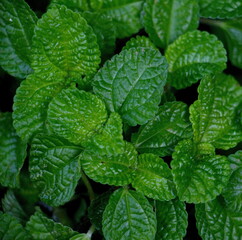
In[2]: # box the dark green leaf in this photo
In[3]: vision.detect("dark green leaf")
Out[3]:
[123,36,157,50]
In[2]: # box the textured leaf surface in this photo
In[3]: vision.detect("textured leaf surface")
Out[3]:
[31,4,100,79]
[48,88,107,145]
[93,47,168,126]
[13,73,66,142]
[0,112,27,188]
[133,101,192,157]
[30,134,82,206]
[190,74,242,149]
[196,197,242,240]
[70,234,91,240]
[0,0,37,78]
[123,36,156,50]
[50,0,89,11]
[132,154,176,201]
[165,30,227,89]
[171,139,231,203]
[199,0,242,19]
[81,142,137,186]
[102,188,157,240]
[26,210,79,239]
[142,0,199,49]
[155,199,188,240]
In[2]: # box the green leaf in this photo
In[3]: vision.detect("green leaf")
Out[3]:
[70,234,91,240]
[0,112,27,188]
[50,0,89,12]
[123,36,157,50]
[196,196,242,240]
[81,142,137,186]
[93,47,168,126]
[165,30,227,89]
[133,101,192,157]
[155,199,188,240]
[0,0,37,78]
[171,139,231,203]
[0,212,30,240]
[199,0,242,19]
[102,188,157,240]
[190,74,242,149]
[13,73,66,142]
[30,134,82,206]
[132,153,176,201]
[31,4,100,80]
[26,210,80,239]
[142,0,199,49]
[48,87,107,146]
[2,190,28,224]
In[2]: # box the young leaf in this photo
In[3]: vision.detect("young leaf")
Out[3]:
[0,112,27,188]
[165,30,227,89]
[102,188,157,240]
[142,0,199,49]
[0,0,37,78]
[123,36,157,50]
[81,142,137,186]
[133,101,192,157]
[50,0,89,12]
[155,199,188,240]
[31,4,100,80]
[190,74,242,149]
[30,134,82,206]
[93,47,168,126]
[48,87,107,146]
[171,139,231,203]
[196,196,242,240]
[132,153,176,201]
[199,0,242,19]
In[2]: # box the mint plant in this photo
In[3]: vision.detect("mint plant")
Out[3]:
[0,0,241,239]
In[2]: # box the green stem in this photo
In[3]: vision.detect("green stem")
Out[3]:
[87,224,96,238]
[81,170,95,201]
[200,18,224,28]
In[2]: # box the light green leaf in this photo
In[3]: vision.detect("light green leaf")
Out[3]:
[196,196,242,240]
[133,101,192,157]
[171,139,231,203]
[123,36,157,50]
[0,0,37,78]
[0,212,30,240]
[26,210,80,239]
[47,87,107,146]
[50,0,89,12]
[70,234,91,240]
[81,142,137,186]
[199,0,242,19]
[155,199,188,240]
[30,134,82,206]
[190,74,242,149]
[93,47,168,126]
[165,30,227,89]
[142,0,199,49]
[132,153,176,201]
[0,112,27,188]
[102,188,157,240]
[31,4,100,80]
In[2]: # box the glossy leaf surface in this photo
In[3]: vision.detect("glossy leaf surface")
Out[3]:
[123,36,156,50]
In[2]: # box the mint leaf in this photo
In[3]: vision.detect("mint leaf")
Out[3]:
[171,139,231,203]
[93,47,168,126]
[50,0,89,11]
[133,101,192,157]
[199,0,242,19]
[0,0,37,78]
[165,30,227,89]
[0,112,27,188]
[132,153,176,201]
[123,36,157,50]
[81,142,137,186]
[190,74,242,149]
[142,0,199,49]
[47,88,107,146]
[102,188,157,240]
[30,134,82,206]
[70,234,91,240]
[155,199,188,240]
[196,197,242,240]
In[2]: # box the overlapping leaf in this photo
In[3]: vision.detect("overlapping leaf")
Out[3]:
[133,101,192,156]
[123,36,156,50]
[142,0,199,49]
[93,47,168,126]
[171,139,231,203]
[102,188,157,240]
[0,0,37,78]
[165,30,227,89]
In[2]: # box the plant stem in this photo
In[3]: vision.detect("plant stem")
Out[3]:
[200,18,224,28]
[87,224,96,238]
[81,170,95,201]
